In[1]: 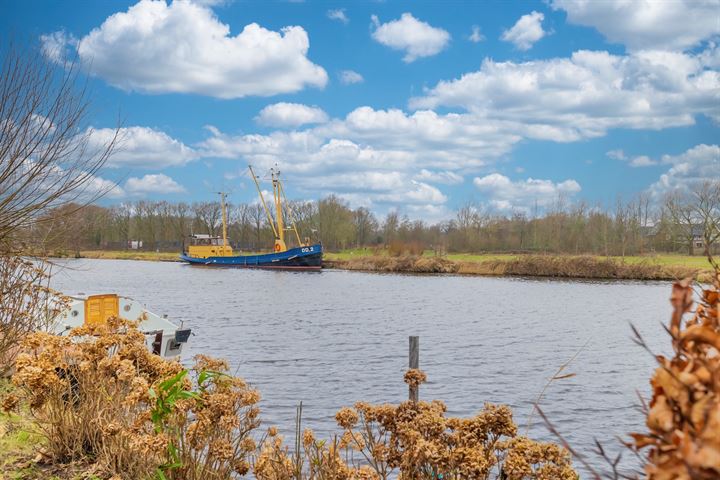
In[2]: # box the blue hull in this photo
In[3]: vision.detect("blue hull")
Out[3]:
[180,244,323,270]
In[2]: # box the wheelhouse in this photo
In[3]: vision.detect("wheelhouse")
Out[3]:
[184,233,233,258]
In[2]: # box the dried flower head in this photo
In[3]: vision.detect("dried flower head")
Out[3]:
[404,368,427,388]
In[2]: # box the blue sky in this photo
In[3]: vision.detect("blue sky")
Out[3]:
[3,0,719,220]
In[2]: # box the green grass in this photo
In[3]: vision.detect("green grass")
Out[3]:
[616,254,712,269]
[0,382,44,479]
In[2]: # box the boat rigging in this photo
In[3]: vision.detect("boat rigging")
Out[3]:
[180,166,322,270]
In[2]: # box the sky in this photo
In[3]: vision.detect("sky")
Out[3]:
[3,0,719,221]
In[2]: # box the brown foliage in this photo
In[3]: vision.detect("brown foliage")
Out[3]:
[335,397,577,480]
[387,241,425,257]
[254,396,577,480]
[498,255,698,280]
[630,265,720,478]
[9,318,260,479]
[333,255,458,274]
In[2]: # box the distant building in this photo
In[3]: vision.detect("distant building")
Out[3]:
[690,224,719,255]
[127,240,143,250]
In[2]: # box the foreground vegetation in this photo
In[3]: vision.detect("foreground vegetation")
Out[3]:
[1,318,578,479]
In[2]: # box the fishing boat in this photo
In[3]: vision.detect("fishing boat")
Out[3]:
[50,294,191,360]
[180,166,323,270]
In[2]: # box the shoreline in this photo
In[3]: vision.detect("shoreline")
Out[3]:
[51,250,714,282]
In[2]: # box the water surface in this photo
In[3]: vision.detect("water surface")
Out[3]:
[50,259,673,476]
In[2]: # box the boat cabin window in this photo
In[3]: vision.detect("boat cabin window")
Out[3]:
[189,235,224,246]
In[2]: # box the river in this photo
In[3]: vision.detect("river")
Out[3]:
[50,258,673,476]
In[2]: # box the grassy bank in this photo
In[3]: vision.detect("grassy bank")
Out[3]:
[62,249,713,281]
[326,252,712,281]
[72,250,181,262]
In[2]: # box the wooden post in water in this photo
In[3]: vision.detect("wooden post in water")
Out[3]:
[409,336,419,402]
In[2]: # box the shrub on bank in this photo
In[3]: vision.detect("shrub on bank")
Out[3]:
[499,255,699,280]
[8,318,260,479]
[253,378,577,480]
[629,265,720,477]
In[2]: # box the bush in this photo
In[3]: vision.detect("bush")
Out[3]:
[251,371,577,480]
[9,318,260,479]
[629,267,720,477]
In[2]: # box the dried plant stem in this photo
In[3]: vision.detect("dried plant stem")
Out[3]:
[525,338,588,435]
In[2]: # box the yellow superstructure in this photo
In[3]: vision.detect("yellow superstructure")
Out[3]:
[186,240,234,258]
[84,294,119,326]
[185,192,235,258]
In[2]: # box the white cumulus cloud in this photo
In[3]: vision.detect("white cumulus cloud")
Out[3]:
[255,103,329,128]
[88,126,197,169]
[473,173,581,211]
[411,48,720,140]
[649,144,720,197]
[339,70,364,84]
[607,149,658,167]
[469,25,485,43]
[327,8,349,24]
[551,0,720,51]
[629,156,657,167]
[125,174,186,195]
[198,105,522,213]
[606,149,626,160]
[414,169,464,185]
[43,0,327,98]
[371,13,450,63]
[501,11,546,51]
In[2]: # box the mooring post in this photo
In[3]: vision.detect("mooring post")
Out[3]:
[409,335,419,401]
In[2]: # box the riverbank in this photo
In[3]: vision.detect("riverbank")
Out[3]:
[325,252,712,281]
[59,250,713,281]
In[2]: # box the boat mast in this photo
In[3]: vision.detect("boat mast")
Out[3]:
[248,165,280,248]
[271,167,287,252]
[218,192,228,249]
[278,181,303,246]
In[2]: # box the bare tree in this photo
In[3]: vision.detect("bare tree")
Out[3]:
[664,182,720,255]
[192,201,222,236]
[0,43,119,250]
[249,203,266,249]
[352,207,378,247]
[171,202,190,241]
[694,180,720,253]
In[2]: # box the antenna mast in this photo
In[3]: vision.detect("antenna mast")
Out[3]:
[218,192,228,248]
[248,165,279,240]
[272,167,285,249]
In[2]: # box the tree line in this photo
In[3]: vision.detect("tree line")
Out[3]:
[28,181,720,256]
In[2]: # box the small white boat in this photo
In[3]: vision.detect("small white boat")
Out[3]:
[50,294,191,360]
